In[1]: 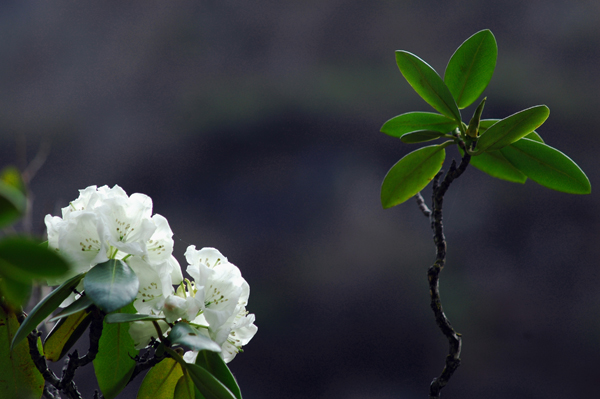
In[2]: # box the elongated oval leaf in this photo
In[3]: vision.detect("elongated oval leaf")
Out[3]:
[105,313,165,324]
[195,350,242,399]
[381,144,446,208]
[0,182,26,229]
[11,272,85,350]
[168,322,222,353]
[470,150,527,183]
[444,30,497,108]
[500,138,591,194]
[184,363,237,399]
[477,105,550,151]
[395,51,461,122]
[137,357,184,399]
[174,373,196,399]
[44,309,92,362]
[83,259,139,313]
[381,112,458,138]
[50,294,93,322]
[0,236,70,282]
[400,130,446,144]
[94,303,139,399]
[0,305,45,399]
[479,119,544,142]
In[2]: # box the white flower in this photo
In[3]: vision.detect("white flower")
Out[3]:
[44,185,183,310]
[127,245,256,363]
[183,246,257,363]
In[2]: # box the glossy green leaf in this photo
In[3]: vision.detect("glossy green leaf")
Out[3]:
[470,150,527,183]
[105,313,165,324]
[184,363,237,399]
[44,309,92,362]
[480,120,543,143]
[0,236,70,282]
[501,138,591,194]
[137,357,183,399]
[400,130,446,144]
[94,302,139,399]
[381,112,458,138]
[0,276,32,309]
[0,182,25,229]
[444,30,497,108]
[49,295,93,322]
[524,131,544,143]
[0,304,45,399]
[83,259,139,313]
[174,372,195,399]
[476,105,550,151]
[168,322,222,353]
[381,144,446,208]
[195,350,242,399]
[465,97,486,138]
[11,272,85,350]
[395,51,461,122]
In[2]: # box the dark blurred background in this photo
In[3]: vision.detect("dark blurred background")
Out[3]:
[2,1,599,398]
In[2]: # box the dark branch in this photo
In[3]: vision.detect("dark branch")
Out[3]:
[20,306,105,399]
[414,192,432,218]
[128,347,166,383]
[418,151,470,399]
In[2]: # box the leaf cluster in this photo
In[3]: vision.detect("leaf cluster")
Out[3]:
[380,30,591,208]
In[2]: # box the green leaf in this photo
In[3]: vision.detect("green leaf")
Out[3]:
[105,313,165,324]
[195,350,242,399]
[381,144,447,208]
[400,130,446,144]
[524,131,544,143]
[174,372,196,399]
[0,182,25,229]
[137,357,184,399]
[0,277,32,309]
[465,97,486,138]
[480,120,543,143]
[0,236,70,282]
[444,30,497,108]
[44,309,92,362]
[49,295,94,322]
[476,105,550,151]
[94,302,139,399]
[184,363,237,399]
[381,112,458,138]
[11,272,85,350]
[168,322,222,353]
[0,304,45,399]
[83,259,139,313]
[501,138,591,194]
[395,51,462,122]
[469,150,527,184]
[0,166,26,194]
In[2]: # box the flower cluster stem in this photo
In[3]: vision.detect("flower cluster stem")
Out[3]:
[416,151,470,398]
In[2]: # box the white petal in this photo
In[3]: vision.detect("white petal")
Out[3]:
[129,257,167,314]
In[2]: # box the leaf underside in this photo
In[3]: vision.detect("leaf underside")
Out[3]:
[381,144,446,208]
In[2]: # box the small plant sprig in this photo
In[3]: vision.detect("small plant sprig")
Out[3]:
[380,30,590,398]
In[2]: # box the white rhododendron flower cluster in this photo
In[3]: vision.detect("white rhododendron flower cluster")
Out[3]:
[130,246,257,363]
[45,185,256,363]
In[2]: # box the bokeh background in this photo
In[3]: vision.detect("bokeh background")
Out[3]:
[2,1,599,398]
